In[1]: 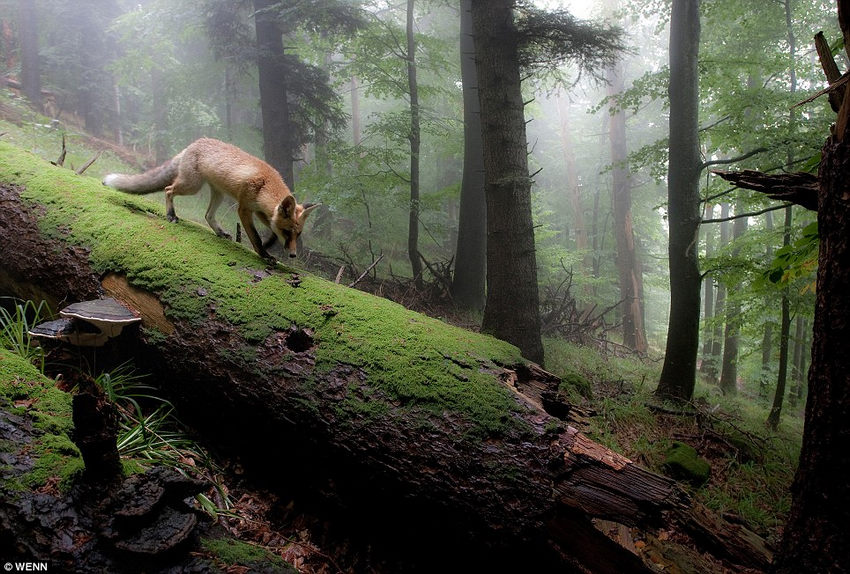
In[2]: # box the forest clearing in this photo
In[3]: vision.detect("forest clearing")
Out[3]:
[1,0,848,572]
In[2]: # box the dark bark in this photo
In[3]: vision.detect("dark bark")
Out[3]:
[767,206,794,430]
[713,170,818,211]
[472,0,544,365]
[406,0,423,289]
[451,0,487,311]
[656,0,702,402]
[772,130,850,574]
[607,57,647,354]
[253,0,295,188]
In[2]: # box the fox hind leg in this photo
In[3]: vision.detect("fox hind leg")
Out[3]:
[164,170,203,223]
[205,186,232,239]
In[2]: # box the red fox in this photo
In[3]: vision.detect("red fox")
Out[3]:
[102,138,318,259]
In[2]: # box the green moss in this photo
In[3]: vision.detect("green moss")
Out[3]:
[0,350,83,491]
[201,537,296,572]
[0,142,533,438]
[662,441,711,486]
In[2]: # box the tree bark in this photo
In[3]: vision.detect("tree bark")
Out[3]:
[451,0,486,311]
[699,203,715,376]
[767,206,794,430]
[253,0,295,188]
[719,201,748,395]
[656,0,702,402]
[772,125,850,574]
[1,144,773,573]
[607,51,648,354]
[472,0,544,365]
[406,0,423,289]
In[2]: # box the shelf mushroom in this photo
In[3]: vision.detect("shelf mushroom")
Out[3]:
[28,297,141,347]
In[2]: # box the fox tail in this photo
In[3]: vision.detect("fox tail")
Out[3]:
[102,151,183,194]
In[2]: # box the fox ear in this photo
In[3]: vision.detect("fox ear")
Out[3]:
[278,196,296,219]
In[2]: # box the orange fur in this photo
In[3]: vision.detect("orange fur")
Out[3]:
[103,138,318,259]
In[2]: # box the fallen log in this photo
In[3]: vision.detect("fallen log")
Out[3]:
[0,141,771,572]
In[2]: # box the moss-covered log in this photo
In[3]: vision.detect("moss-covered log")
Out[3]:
[0,142,769,572]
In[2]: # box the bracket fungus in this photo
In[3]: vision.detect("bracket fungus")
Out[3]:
[29,297,141,347]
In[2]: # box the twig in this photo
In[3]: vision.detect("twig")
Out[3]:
[52,134,66,166]
[334,265,345,284]
[348,254,384,288]
[75,150,102,175]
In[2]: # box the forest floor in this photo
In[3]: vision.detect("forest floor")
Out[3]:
[0,91,804,573]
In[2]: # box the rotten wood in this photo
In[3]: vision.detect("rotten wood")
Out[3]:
[0,174,774,573]
[713,169,818,211]
[815,31,843,112]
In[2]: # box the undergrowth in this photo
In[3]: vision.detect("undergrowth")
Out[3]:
[544,337,802,545]
[0,297,232,517]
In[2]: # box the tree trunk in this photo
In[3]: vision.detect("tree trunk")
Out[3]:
[767,206,794,430]
[406,0,423,289]
[607,52,648,354]
[17,0,40,111]
[451,0,487,311]
[719,201,748,395]
[656,0,701,401]
[759,211,775,399]
[472,0,544,365]
[772,123,850,574]
[707,203,730,384]
[1,142,774,574]
[788,313,804,410]
[699,203,715,376]
[253,0,295,189]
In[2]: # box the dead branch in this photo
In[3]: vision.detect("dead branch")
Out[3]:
[52,134,66,167]
[75,151,102,175]
[348,254,384,288]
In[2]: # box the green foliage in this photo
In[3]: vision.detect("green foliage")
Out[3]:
[765,221,818,287]
[0,298,49,373]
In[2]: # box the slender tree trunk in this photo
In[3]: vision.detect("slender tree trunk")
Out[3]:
[406,0,423,289]
[472,0,544,365]
[768,205,794,429]
[706,203,729,384]
[656,0,701,401]
[451,0,487,310]
[789,313,804,409]
[719,202,748,395]
[699,203,715,375]
[253,0,295,189]
[351,76,362,146]
[17,0,40,111]
[759,211,775,399]
[607,56,647,353]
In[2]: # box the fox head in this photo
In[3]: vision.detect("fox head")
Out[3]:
[271,196,320,258]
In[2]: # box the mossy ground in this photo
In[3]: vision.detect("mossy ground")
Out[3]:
[0,141,528,437]
[0,349,84,491]
[200,537,297,572]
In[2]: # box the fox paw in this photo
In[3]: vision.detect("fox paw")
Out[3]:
[167,213,179,224]
[217,230,232,240]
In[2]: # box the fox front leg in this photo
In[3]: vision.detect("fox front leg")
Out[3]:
[237,206,274,261]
